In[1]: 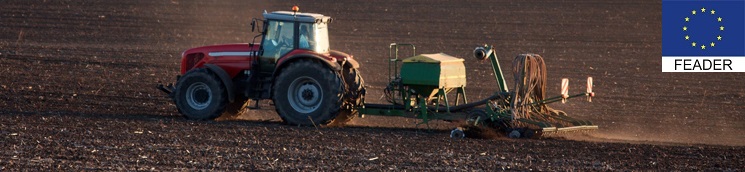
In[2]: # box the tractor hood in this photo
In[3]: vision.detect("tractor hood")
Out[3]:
[182,43,259,57]
[180,43,260,74]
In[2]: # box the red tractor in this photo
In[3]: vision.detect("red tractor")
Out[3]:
[159,7,365,126]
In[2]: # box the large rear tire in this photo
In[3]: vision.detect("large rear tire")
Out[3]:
[273,60,343,126]
[328,67,365,126]
[173,68,229,120]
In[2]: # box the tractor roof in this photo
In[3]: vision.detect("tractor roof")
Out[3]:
[263,11,332,23]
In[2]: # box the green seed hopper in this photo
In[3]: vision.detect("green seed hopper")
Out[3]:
[400,53,468,110]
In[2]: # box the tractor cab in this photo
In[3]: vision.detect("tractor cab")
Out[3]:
[257,9,332,60]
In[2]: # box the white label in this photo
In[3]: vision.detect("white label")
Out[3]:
[662,57,745,72]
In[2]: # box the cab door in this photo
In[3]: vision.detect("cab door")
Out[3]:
[260,20,296,62]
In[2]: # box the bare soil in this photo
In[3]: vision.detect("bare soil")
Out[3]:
[1,0,743,170]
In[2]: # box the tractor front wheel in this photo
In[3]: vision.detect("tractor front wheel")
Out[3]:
[273,60,343,126]
[173,68,229,120]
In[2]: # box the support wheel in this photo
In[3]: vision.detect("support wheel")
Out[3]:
[466,109,489,126]
[450,127,466,139]
[173,68,229,120]
[508,128,537,138]
[508,130,521,138]
[273,60,343,126]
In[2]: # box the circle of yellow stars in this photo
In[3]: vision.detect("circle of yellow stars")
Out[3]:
[684,7,724,50]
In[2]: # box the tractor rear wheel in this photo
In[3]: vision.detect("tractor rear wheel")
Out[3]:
[328,67,365,126]
[173,68,229,120]
[273,60,343,126]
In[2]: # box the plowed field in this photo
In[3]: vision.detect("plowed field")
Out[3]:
[1,0,743,170]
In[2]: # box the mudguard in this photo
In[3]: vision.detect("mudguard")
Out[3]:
[345,57,360,69]
[274,54,342,76]
[203,64,236,103]
[330,50,359,69]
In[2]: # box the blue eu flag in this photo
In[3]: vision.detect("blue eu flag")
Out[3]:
[662,0,745,56]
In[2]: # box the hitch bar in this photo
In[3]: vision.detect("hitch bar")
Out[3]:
[156,83,175,96]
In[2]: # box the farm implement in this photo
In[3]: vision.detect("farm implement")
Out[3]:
[157,6,597,138]
[358,43,597,138]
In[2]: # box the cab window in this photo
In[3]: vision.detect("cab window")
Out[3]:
[262,20,295,58]
[298,22,329,53]
[298,23,313,50]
